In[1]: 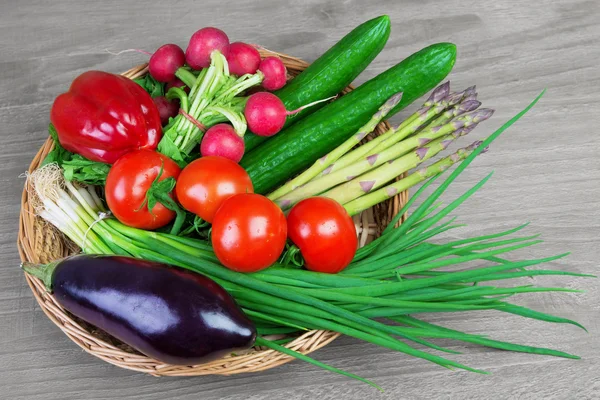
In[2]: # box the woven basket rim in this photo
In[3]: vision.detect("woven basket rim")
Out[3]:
[17,48,409,377]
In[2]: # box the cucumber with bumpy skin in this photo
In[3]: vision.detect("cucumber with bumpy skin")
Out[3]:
[243,15,391,152]
[241,43,457,194]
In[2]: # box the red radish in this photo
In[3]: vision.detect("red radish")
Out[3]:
[152,96,180,126]
[149,44,186,83]
[244,92,286,136]
[186,27,230,70]
[245,92,336,137]
[166,78,190,94]
[201,124,245,162]
[226,42,261,76]
[258,57,287,91]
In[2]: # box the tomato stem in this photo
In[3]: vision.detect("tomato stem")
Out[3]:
[142,163,187,236]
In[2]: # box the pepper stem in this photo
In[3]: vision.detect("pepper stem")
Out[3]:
[21,260,60,291]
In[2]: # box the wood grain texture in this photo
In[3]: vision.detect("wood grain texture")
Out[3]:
[1,0,599,399]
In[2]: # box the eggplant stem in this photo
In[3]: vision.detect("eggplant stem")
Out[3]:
[21,260,61,290]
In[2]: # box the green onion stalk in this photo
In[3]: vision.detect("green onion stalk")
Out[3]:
[27,90,591,388]
[158,51,264,165]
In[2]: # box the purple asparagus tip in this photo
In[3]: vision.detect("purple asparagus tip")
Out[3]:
[446,91,465,106]
[468,108,494,123]
[426,81,450,104]
[461,124,478,136]
[359,180,376,193]
[387,92,403,107]
[441,139,454,149]
[415,147,429,160]
[458,100,482,114]
[463,92,478,102]
[464,85,476,95]
[374,93,402,118]
[475,108,494,122]
[346,175,356,181]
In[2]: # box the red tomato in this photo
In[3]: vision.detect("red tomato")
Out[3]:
[287,197,358,273]
[212,194,287,272]
[105,150,181,230]
[176,156,253,223]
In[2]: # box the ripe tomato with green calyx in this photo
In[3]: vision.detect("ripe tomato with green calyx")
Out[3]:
[286,197,357,274]
[176,156,253,223]
[105,150,181,230]
[212,193,287,273]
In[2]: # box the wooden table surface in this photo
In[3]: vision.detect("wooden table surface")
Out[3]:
[1,0,599,399]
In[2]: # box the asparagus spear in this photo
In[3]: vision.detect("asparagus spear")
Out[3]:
[322,84,472,176]
[343,141,483,216]
[372,99,482,155]
[276,135,450,209]
[275,108,493,208]
[318,136,458,206]
[463,86,477,102]
[267,92,403,201]
[269,83,474,201]
[416,86,477,131]
[424,81,451,106]
[463,85,476,99]
[411,93,480,134]
[321,82,481,175]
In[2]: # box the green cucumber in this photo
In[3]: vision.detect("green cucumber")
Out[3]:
[244,15,391,152]
[241,43,457,194]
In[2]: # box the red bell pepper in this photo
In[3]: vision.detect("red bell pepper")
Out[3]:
[50,71,162,164]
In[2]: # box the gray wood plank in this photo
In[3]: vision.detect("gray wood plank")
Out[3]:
[0,0,599,399]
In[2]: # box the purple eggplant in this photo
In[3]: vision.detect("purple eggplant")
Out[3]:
[23,254,256,365]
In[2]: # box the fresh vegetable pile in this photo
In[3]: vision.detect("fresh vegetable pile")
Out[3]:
[23,15,591,389]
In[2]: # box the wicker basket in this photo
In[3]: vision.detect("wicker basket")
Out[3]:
[17,49,408,377]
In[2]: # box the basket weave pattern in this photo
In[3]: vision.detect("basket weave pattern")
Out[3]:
[17,49,408,376]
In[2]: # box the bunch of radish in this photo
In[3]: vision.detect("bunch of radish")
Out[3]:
[140,27,291,163]
[148,28,287,87]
